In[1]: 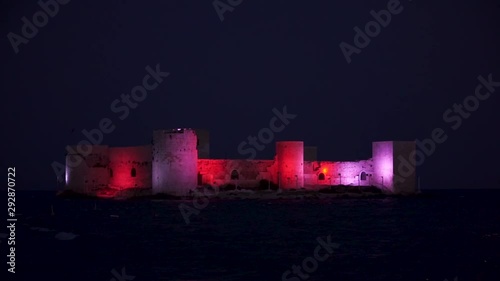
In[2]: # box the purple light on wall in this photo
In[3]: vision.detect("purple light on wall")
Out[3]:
[381,157,393,179]
[372,141,394,190]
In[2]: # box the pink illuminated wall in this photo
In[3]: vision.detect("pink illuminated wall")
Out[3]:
[64,129,416,196]
[276,141,304,189]
[197,159,276,187]
[303,160,373,188]
[108,145,152,190]
[372,141,394,192]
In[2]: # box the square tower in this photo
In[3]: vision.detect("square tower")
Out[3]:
[372,141,416,194]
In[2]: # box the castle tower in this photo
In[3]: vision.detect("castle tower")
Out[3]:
[65,145,109,194]
[304,146,318,161]
[372,141,416,194]
[152,129,198,196]
[276,141,304,189]
[194,129,210,159]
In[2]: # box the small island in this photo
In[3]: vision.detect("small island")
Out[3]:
[60,128,418,199]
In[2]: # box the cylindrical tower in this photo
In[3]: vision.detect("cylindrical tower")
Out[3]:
[152,128,198,196]
[276,141,304,189]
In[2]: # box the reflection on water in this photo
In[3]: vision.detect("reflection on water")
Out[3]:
[9,190,500,281]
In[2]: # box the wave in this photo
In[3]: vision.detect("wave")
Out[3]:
[55,232,79,240]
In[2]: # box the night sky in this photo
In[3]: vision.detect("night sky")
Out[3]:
[1,0,499,189]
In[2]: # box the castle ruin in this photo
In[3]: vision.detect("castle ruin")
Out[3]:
[64,128,416,196]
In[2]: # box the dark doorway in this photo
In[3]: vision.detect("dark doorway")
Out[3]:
[198,173,203,185]
[231,170,239,180]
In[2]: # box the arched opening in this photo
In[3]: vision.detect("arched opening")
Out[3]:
[360,172,367,181]
[131,168,136,178]
[318,173,325,181]
[230,170,239,180]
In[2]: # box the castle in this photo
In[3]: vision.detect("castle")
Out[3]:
[64,128,417,196]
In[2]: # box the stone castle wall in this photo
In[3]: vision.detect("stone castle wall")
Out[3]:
[64,130,416,194]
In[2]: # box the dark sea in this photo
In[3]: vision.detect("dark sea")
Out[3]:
[4,190,500,281]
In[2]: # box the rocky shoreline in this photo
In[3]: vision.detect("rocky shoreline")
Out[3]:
[57,186,429,201]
